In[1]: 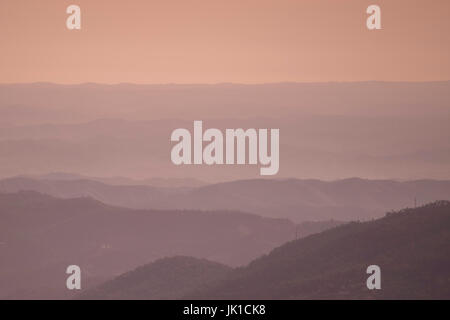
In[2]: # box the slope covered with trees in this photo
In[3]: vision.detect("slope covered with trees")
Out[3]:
[80,257,232,300]
[84,201,450,299]
[189,201,450,299]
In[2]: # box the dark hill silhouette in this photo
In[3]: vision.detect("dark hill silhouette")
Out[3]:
[86,201,450,299]
[79,257,232,300]
[0,191,294,299]
[1,176,450,222]
[188,201,450,299]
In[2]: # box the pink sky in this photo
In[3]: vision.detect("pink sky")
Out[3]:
[0,0,449,83]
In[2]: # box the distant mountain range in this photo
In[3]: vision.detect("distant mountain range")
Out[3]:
[82,201,450,299]
[1,82,450,181]
[0,191,295,299]
[20,172,206,188]
[1,82,449,299]
[1,176,450,222]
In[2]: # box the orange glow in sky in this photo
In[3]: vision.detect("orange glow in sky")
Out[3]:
[1,0,449,83]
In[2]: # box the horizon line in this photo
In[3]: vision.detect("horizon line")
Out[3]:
[2,172,449,185]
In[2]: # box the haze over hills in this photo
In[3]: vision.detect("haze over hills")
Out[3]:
[0,191,294,299]
[82,201,450,300]
[19,172,206,188]
[0,116,448,181]
[1,176,450,222]
[1,82,449,300]
[0,82,449,181]
[2,82,449,124]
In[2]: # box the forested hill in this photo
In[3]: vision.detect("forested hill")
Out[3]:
[81,201,450,299]
[79,256,232,300]
[188,201,450,299]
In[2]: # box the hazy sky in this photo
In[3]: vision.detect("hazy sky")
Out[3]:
[1,0,449,84]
